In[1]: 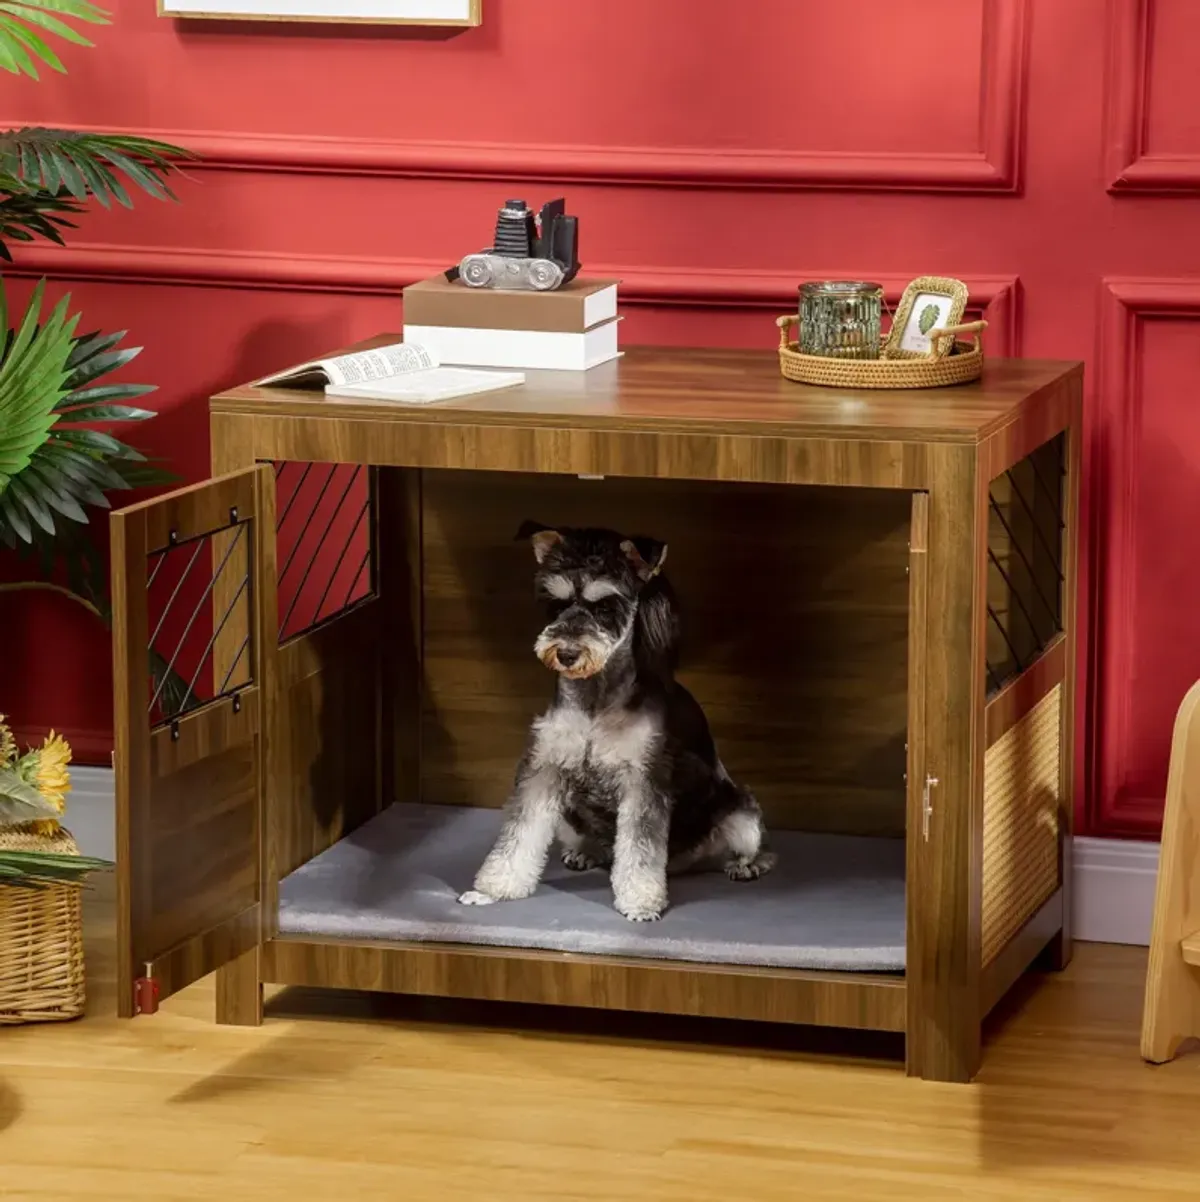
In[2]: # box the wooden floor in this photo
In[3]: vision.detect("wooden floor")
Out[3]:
[4,882,1200,1201]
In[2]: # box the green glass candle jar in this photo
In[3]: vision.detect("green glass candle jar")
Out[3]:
[798,280,884,360]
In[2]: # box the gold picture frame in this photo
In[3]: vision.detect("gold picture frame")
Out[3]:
[157,0,480,25]
[884,275,969,360]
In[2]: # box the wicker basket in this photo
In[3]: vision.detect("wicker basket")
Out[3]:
[777,313,988,389]
[0,825,85,1025]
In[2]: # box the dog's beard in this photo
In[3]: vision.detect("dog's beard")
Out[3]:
[533,629,613,679]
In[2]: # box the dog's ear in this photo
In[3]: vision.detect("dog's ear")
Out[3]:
[635,574,681,676]
[620,536,668,582]
[515,519,563,564]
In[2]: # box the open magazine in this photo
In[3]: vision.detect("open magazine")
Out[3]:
[253,341,524,405]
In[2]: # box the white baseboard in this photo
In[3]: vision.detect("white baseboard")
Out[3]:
[66,765,117,864]
[59,768,1164,947]
[1072,836,1160,946]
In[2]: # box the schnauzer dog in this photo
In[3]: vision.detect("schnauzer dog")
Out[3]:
[458,521,774,922]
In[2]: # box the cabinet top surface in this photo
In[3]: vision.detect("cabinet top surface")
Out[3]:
[211,336,1081,444]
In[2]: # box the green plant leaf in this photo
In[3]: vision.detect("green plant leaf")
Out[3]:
[25,466,87,522]
[54,403,156,423]
[0,849,113,889]
[0,186,81,259]
[0,128,193,208]
[7,468,59,533]
[58,331,151,418]
[0,1,106,77]
[67,328,125,367]
[57,383,156,408]
[0,765,58,821]
[0,279,75,489]
[62,347,142,390]
[0,3,99,47]
[0,299,163,555]
[0,13,64,77]
[0,15,38,76]
[110,461,174,489]
[149,646,197,718]
[48,426,122,454]
[45,438,130,490]
[0,487,32,540]
[26,449,106,509]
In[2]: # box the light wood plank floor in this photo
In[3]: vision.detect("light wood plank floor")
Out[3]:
[4,881,1200,1201]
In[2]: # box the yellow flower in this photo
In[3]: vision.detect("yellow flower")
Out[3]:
[16,731,72,836]
[34,731,72,813]
[0,715,14,768]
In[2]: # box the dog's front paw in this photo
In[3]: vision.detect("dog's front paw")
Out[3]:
[561,849,602,872]
[612,868,668,922]
[471,858,540,902]
[458,890,498,906]
[614,892,667,922]
[726,851,777,881]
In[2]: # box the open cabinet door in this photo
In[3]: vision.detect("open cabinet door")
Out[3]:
[110,467,277,1017]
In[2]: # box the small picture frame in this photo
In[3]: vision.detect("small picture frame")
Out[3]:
[886,276,969,359]
[158,0,480,24]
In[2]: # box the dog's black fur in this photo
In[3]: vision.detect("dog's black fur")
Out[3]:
[458,521,773,922]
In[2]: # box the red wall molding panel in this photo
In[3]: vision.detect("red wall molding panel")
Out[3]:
[3,245,1020,352]
[1089,279,1200,835]
[10,0,1028,193]
[1105,0,1200,192]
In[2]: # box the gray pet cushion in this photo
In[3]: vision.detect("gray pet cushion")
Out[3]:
[278,802,906,972]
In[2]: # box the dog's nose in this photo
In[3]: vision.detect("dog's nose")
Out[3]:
[556,647,580,668]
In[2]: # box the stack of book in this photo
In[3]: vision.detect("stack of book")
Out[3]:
[401,275,620,372]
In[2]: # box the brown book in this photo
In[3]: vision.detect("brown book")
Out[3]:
[402,275,619,333]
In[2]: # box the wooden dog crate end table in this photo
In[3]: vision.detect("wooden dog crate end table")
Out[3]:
[111,339,1082,1084]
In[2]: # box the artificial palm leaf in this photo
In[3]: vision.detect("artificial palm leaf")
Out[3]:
[0,279,77,491]
[0,128,192,207]
[0,175,82,258]
[0,282,176,548]
[0,1,107,79]
[56,324,157,416]
[0,850,112,888]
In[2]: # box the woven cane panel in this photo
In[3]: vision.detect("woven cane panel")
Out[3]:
[982,684,1062,966]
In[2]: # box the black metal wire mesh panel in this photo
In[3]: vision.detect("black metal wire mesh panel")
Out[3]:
[146,519,254,728]
[274,461,375,643]
[985,432,1066,696]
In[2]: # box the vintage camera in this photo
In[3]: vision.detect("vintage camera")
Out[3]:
[457,198,581,291]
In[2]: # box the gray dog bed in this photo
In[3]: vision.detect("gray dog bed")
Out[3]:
[277,803,906,972]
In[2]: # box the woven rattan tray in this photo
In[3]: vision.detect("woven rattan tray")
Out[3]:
[776,314,987,389]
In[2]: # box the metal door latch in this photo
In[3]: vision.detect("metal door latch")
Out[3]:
[922,775,939,841]
[134,962,159,1015]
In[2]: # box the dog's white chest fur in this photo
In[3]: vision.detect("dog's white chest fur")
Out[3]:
[530,705,657,776]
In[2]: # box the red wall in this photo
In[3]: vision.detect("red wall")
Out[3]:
[3,0,1199,837]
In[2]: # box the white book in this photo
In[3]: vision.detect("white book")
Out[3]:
[401,316,621,372]
[253,341,524,404]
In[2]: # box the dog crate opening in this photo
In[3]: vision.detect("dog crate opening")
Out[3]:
[272,469,912,974]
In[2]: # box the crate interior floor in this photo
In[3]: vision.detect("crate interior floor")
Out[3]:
[277,803,906,972]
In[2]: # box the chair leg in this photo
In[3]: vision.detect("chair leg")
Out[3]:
[1142,681,1200,1063]
[1141,934,1200,1064]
